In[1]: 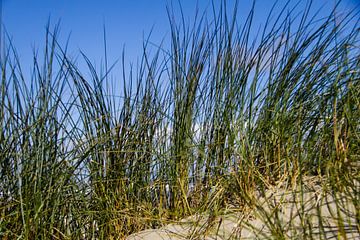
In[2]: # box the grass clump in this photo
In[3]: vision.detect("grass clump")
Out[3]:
[0,0,359,239]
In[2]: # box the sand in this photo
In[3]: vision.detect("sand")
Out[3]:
[127,178,359,239]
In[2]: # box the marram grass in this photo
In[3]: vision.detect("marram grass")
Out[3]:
[0,0,359,239]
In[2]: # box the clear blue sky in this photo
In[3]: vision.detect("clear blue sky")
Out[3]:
[2,0,359,78]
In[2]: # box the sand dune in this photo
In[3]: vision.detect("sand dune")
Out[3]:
[127,179,359,239]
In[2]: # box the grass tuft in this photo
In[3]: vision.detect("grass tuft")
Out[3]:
[0,0,359,239]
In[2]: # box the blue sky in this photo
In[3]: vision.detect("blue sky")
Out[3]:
[2,0,359,78]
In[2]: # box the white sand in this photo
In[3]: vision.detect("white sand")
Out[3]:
[127,179,359,239]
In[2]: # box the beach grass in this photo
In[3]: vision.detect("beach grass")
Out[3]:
[0,0,359,239]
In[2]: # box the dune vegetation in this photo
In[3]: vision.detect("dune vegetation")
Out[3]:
[0,0,359,239]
